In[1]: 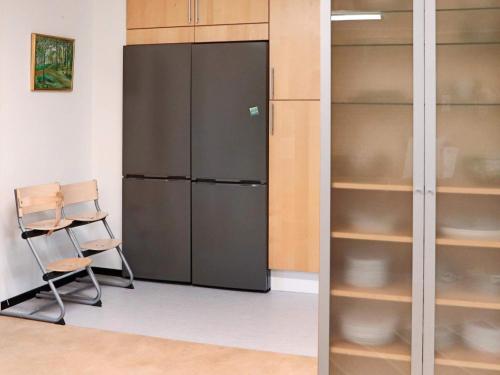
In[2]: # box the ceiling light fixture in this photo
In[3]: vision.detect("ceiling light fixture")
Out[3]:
[331,11,383,22]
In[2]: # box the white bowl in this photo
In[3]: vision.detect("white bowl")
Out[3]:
[467,270,500,296]
[435,326,458,352]
[340,307,399,346]
[349,215,396,234]
[465,158,500,184]
[463,320,500,354]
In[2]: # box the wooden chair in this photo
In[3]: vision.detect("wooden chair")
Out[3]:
[0,183,102,325]
[61,180,134,289]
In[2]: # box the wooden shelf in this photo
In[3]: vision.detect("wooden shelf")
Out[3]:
[437,286,500,310]
[436,237,500,249]
[436,345,500,372]
[331,182,500,196]
[332,182,412,193]
[438,186,500,196]
[332,231,413,244]
[331,281,412,304]
[331,340,411,363]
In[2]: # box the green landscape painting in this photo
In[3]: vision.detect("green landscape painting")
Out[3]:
[31,33,74,91]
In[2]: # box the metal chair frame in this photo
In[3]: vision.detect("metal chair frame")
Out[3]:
[62,181,134,289]
[0,186,102,325]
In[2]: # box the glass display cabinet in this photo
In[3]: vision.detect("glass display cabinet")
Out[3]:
[319,1,500,374]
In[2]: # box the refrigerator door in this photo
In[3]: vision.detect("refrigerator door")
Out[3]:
[123,44,191,178]
[192,182,269,291]
[192,42,268,182]
[123,178,191,282]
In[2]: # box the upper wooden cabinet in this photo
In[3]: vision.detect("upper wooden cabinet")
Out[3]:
[270,0,320,100]
[269,100,320,273]
[127,0,195,29]
[195,0,269,26]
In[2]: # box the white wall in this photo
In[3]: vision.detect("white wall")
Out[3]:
[0,0,124,301]
[88,0,126,270]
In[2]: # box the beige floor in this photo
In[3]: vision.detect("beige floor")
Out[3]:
[0,317,317,374]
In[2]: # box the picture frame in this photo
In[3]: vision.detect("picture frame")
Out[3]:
[30,33,75,91]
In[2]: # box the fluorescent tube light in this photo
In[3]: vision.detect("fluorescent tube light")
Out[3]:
[331,11,383,21]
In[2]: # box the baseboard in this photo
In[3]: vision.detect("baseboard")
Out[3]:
[270,271,319,294]
[0,267,121,310]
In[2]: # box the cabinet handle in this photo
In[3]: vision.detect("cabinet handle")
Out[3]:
[271,103,275,135]
[196,0,200,24]
[188,0,192,24]
[271,67,275,99]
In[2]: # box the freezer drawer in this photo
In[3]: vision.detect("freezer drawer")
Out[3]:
[192,182,269,291]
[123,178,191,282]
[123,44,191,178]
[192,42,268,182]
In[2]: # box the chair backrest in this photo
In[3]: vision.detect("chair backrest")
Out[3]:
[61,180,99,206]
[15,183,62,218]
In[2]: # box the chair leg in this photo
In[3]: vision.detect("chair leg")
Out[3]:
[0,280,66,325]
[37,266,102,307]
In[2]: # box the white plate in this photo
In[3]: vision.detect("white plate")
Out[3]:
[440,227,500,240]
[463,320,500,354]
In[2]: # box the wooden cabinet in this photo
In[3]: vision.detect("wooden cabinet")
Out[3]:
[270,0,320,100]
[127,0,195,29]
[127,28,195,45]
[126,0,269,44]
[194,24,268,43]
[195,0,268,26]
[269,101,320,272]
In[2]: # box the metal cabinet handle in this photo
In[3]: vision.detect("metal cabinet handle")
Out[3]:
[271,103,275,135]
[196,0,200,24]
[188,0,192,24]
[415,188,423,194]
[271,67,275,99]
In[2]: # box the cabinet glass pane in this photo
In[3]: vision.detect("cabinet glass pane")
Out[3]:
[330,1,414,373]
[435,3,500,374]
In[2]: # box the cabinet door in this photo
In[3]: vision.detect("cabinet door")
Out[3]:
[195,0,268,26]
[123,178,191,282]
[425,2,500,375]
[123,44,191,178]
[269,0,320,100]
[127,0,194,29]
[269,101,320,272]
[329,1,424,374]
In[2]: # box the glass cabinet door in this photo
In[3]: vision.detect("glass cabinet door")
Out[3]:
[329,1,423,374]
[430,1,500,374]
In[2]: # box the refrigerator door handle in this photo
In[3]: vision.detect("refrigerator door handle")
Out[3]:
[271,67,275,99]
[270,102,275,136]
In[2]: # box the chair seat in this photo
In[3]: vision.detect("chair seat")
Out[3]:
[47,257,92,273]
[81,238,122,251]
[25,219,73,231]
[66,211,108,222]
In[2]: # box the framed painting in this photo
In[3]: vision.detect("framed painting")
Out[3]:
[31,33,75,91]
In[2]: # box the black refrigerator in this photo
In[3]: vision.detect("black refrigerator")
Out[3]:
[123,41,270,291]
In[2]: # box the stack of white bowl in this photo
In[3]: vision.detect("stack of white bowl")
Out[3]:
[344,252,391,288]
[463,320,500,354]
[340,306,399,346]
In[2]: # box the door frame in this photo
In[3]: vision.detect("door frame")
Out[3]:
[318,0,331,373]
[423,0,438,374]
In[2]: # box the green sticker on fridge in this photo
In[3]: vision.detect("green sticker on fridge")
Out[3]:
[249,106,260,117]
